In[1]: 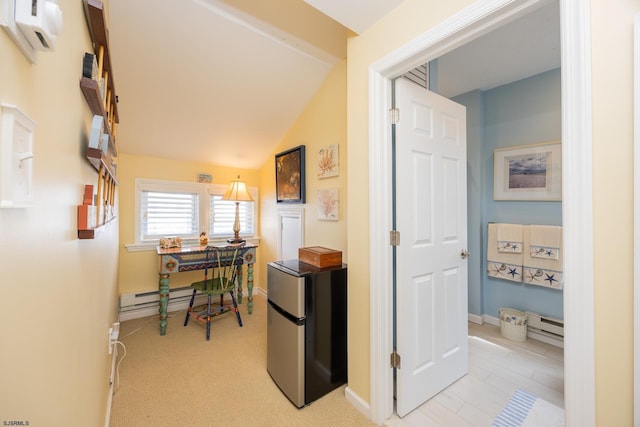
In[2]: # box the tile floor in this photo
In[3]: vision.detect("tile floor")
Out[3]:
[385,322,564,426]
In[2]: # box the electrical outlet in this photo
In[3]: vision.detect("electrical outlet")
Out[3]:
[108,322,120,354]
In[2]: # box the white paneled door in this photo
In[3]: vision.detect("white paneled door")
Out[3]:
[394,78,469,417]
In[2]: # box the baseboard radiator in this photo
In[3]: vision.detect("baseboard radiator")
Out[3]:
[525,311,564,342]
[119,286,208,321]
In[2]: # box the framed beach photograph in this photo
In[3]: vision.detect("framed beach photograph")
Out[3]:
[494,141,562,201]
[275,145,306,203]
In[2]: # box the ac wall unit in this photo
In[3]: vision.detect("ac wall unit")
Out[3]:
[1,0,63,62]
[15,0,63,51]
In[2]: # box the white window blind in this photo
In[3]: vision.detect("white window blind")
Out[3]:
[134,178,258,244]
[209,195,255,237]
[141,190,199,239]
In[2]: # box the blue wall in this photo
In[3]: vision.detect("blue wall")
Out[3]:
[453,68,563,320]
[454,89,484,316]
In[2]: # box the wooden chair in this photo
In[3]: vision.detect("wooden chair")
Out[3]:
[183,244,245,340]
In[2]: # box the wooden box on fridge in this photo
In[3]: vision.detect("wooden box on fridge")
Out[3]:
[298,246,342,268]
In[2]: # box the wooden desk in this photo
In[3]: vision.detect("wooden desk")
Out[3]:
[156,244,257,335]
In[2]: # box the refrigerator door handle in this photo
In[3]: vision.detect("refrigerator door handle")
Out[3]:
[267,299,306,326]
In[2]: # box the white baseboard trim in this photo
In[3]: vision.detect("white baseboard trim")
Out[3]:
[254,287,267,298]
[468,313,483,324]
[484,314,501,327]
[104,343,118,427]
[345,386,371,421]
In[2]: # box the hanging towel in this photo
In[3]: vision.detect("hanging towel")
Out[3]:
[529,225,562,260]
[487,223,523,283]
[523,225,563,290]
[497,223,523,253]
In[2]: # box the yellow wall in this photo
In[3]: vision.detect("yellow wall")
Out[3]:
[346,0,638,423]
[345,0,472,404]
[2,0,634,423]
[258,59,347,283]
[0,0,119,425]
[591,0,636,424]
[117,154,261,295]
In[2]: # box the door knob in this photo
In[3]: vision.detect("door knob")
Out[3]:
[460,249,470,259]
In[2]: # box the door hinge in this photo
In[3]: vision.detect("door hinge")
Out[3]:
[389,108,399,124]
[390,230,400,246]
[390,351,401,368]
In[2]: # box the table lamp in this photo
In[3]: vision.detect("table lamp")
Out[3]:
[221,175,254,243]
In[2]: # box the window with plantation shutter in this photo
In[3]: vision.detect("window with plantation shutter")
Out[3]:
[141,190,199,240]
[209,195,255,237]
[134,178,257,244]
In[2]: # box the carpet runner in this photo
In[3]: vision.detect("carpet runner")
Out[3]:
[493,389,564,427]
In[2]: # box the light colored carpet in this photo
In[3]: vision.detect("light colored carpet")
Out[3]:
[109,293,374,426]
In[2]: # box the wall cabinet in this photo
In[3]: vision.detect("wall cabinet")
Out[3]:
[0,104,36,208]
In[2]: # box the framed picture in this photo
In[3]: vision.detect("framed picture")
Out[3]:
[494,141,561,201]
[276,145,305,203]
[317,144,339,178]
[317,188,339,220]
[197,173,212,183]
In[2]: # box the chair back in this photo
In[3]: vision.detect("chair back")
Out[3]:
[204,243,246,293]
[185,243,248,339]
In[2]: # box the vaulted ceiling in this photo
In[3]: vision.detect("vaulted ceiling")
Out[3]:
[108,0,559,170]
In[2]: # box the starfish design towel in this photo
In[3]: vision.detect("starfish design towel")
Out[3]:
[523,225,563,290]
[487,223,523,283]
[497,223,523,253]
[529,225,561,260]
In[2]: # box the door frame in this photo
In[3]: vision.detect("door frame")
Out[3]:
[368,0,595,425]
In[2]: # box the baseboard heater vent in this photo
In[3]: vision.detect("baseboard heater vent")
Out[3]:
[120,286,207,321]
[525,311,564,339]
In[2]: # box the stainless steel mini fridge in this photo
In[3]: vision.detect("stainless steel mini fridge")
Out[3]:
[267,259,347,408]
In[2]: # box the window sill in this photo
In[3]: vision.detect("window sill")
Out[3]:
[124,237,261,252]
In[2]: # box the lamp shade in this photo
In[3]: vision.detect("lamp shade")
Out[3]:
[221,177,254,202]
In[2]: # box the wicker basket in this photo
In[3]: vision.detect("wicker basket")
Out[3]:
[499,308,528,342]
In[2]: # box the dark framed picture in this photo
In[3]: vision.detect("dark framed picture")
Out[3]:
[275,145,305,203]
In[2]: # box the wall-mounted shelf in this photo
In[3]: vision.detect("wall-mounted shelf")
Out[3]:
[80,77,117,157]
[79,0,119,239]
[81,0,119,165]
[86,146,118,185]
[78,215,116,239]
[83,0,119,122]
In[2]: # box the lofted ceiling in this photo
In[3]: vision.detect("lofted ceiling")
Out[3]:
[108,0,350,169]
[108,0,559,170]
[302,0,405,34]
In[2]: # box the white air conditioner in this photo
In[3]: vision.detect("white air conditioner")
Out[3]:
[0,0,63,62]
[15,0,63,51]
